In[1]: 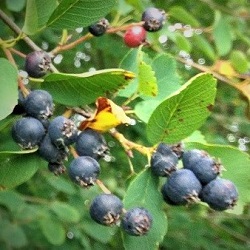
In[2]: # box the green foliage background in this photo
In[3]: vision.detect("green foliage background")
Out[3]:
[0,0,250,249]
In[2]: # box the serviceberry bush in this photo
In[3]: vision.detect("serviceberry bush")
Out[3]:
[0,1,250,249]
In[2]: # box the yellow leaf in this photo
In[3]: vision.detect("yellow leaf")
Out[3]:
[79,97,134,132]
[212,60,237,78]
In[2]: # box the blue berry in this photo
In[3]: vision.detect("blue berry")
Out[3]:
[141,7,166,32]
[200,178,238,211]
[76,128,109,160]
[150,143,178,176]
[69,156,100,187]
[121,207,153,236]
[24,89,54,120]
[89,193,123,226]
[161,169,202,205]
[182,149,221,184]
[48,116,78,149]
[25,51,51,78]
[88,18,109,36]
[38,134,68,163]
[12,117,46,149]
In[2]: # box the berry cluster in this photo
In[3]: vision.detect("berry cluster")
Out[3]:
[89,193,153,236]
[124,7,166,47]
[151,143,239,211]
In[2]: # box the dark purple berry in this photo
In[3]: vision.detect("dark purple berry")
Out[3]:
[121,207,153,236]
[38,135,68,163]
[48,162,66,176]
[12,117,46,149]
[150,143,178,176]
[48,116,78,149]
[76,128,109,160]
[88,18,109,36]
[89,193,123,226]
[24,89,54,120]
[161,169,202,205]
[123,26,147,48]
[200,178,238,211]
[182,149,221,184]
[69,156,100,188]
[141,7,166,32]
[25,51,51,78]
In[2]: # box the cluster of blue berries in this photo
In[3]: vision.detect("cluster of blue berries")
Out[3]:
[12,87,153,236]
[151,143,239,211]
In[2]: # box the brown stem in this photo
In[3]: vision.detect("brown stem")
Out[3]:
[10,47,26,58]
[96,179,112,194]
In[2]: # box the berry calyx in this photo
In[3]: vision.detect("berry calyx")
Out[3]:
[25,51,51,78]
[123,26,147,48]
[161,169,202,205]
[141,7,166,32]
[89,193,123,226]
[200,178,238,211]
[69,156,100,188]
[48,162,66,176]
[121,207,153,236]
[12,117,46,149]
[88,18,109,36]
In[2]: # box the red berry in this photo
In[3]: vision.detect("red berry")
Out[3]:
[123,26,147,48]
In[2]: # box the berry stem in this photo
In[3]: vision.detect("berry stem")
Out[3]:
[96,179,112,194]
[69,145,79,158]
[110,129,153,157]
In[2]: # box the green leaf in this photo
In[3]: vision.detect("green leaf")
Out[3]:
[45,174,77,195]
[213,12,232,56]
[39,216,66,245]
[22,0,57,35]
[47,0,116,30]
[42,69,135,106]
[192,34,216,61]
[230,50,249,73]
[146,73,217,144]
[0,221,27,248]
[0,58,18,121]
[174,32,192,53]
[138,57,158,97]
[135,100,160,123]
[81,219,117,244]
[6,0,26,12]
[151,53,182,101]
[169,6,200,27]
[50,201,81,223]
[0,190,25,212]
[122,169,167,250]
[0,153,44,188]
[185,142,250,214]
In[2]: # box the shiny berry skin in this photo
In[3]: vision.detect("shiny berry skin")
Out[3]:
[38,135,68,164]
[121,207,153,236]
[88,18,109,36]
[161,169,202,205]
[123,26,147,48]
[76,128,109,160]
[150,143,178,176]
[89,194,123,226]
[141,7,166,32]
[25,51,51,78]
[48,116,78,149]
[69,156,100,188]
[182,149,221,185]
[12,117,46,149]
[24,90,54,120]
[200,178,238,211]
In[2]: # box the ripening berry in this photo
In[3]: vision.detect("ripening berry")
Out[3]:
[123,26,147,48]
